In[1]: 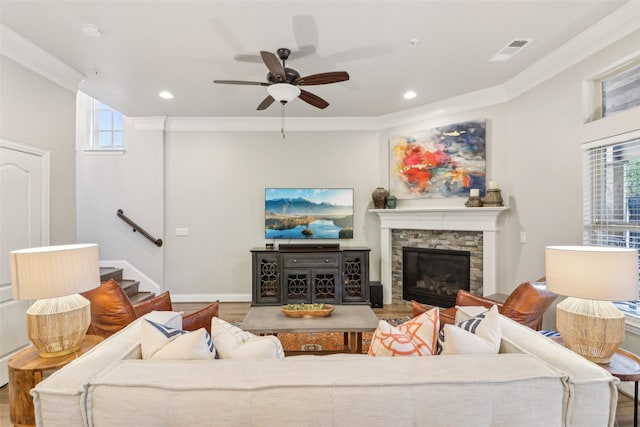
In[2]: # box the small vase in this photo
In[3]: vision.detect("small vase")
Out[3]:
[372,187,389,209]
[385,196,397,209]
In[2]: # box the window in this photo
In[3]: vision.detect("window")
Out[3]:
[583,130,640,317]
[90,99,123,150]
[602,63,640,117]
[587,59,640,122]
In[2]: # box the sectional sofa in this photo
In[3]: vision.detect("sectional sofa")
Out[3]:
[31,311,618,426]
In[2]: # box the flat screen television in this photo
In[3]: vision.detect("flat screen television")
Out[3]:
[265,188,354,239]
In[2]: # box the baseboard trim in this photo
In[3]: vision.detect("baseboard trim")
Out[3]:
[170,293,252,303]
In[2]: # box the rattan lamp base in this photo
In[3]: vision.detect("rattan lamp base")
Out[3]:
[556,297,625,364]
[26,294,91,358]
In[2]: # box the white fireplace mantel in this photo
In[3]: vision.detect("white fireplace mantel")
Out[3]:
[370,207,509,304]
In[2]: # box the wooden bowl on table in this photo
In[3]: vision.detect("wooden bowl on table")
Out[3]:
[281,304,335,318]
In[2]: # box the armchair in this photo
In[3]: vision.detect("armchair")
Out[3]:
[81,279,219,338]
[413,279,557,331]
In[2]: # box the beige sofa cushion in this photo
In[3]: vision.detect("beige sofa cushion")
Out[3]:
[86,354,566,427]
[31,311,181,427]
[498,314,618,427]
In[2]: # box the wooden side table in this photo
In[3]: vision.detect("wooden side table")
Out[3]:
[8,335,104,427]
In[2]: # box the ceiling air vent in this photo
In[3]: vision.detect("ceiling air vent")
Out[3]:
[489,38,533,62]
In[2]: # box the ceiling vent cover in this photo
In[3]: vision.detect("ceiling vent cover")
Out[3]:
[489,38,533,62]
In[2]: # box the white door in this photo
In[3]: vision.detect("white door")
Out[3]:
[0,138,49,385]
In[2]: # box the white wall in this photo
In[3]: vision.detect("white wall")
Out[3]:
[0,57,77,243]
[163,130,381,300]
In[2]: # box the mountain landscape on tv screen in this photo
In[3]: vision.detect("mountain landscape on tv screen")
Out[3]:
[265,197,353,239]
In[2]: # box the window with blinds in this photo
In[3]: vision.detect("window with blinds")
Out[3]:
[583,130,640,315]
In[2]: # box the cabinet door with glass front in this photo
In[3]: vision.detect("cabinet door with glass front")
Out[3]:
[252,251,281,305]
[311,269,340,304]
[283,269,311,303]
[342,250,370,303]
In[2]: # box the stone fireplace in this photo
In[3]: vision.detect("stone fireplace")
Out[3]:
[372,207,508,305]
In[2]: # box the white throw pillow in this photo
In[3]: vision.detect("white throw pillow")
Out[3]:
[454,305,490,323]
[152,328,215,360]
[141,319,215,360]
[141,310,183,330]
[210,317,285,359]
[440,305,501,355]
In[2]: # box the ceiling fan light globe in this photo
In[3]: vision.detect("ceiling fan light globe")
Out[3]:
[267,83,300,104]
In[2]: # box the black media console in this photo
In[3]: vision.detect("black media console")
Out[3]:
[250,245,371,306]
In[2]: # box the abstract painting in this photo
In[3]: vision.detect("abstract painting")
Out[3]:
[389,119,486,199]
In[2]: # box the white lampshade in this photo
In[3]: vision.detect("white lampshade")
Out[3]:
[10,243,100,357]
[11,243,100,300]
[545,245,638,301]
[267,83,300,104]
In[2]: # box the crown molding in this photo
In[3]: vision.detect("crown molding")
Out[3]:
[0,24,84,93]
[166,85,508,132]
[375,85,508,131]
[131,117,167,132]
[165,116,378,132]
[504,1,640,100]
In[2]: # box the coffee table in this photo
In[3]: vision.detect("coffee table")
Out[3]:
[240,305,379,354]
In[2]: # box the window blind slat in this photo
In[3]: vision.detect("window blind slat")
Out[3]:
[584,134,640,305]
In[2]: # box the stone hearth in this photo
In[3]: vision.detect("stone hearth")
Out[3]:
[371,207,509,304]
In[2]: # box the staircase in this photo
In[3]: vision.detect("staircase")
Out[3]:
[99,267,155,304]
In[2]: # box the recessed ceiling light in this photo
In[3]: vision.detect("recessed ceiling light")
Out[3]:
[159,91,174,99]
[82,24,102,38]
[403,91,417,100]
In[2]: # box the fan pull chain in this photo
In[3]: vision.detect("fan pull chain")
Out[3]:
[281,104,286,139]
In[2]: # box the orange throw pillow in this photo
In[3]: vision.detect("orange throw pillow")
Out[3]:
[368,308,440,357]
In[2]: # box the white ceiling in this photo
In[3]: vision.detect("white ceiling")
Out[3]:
[0,1,632,118]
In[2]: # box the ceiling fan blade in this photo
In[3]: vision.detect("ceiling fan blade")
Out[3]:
[294,71,349,86]
[260,51,286,81]
[299,90,329,109]
[213,80,269,86]
[257,95,275,110]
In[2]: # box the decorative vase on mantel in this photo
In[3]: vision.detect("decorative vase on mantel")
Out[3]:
[372,187,389,209]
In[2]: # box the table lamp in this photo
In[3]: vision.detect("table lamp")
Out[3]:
[10,243,100,358]
[545,245,638,363]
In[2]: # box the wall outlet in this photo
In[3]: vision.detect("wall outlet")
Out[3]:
[520,231,527,243]
[176,228,190,236]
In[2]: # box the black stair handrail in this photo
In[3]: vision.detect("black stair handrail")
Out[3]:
[116,209,163,247]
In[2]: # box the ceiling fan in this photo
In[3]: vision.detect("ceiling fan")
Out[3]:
[213,48,349,110]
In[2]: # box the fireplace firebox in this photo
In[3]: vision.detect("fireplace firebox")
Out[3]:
[402,247,471,308]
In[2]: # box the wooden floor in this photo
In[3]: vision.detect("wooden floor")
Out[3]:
[0,302,637,426]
